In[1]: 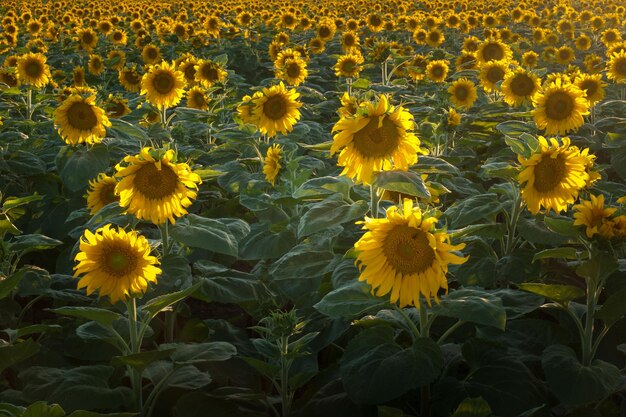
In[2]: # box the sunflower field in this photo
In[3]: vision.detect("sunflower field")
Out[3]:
[2,0,626,416]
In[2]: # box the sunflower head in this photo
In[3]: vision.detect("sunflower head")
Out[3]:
[115,147,202,225]
[263,144,283,186]
[119,66,142,93]
[186,86,209,110]
[479,60,508,92]
[277,57,308,86]
[54,94,111,146]
[573,194,618,239]
[426,60,449,83]
[354,199,468,307]
[141,61,186,109]
[476,39,512,64]
[607,51,626,83]
[74,224,161,303]
[250,82,302,138]
[16,52,50,88]
[86,173,120,214]
[574,73,606,105]
[448,78,478,109]
[501,68,540,107]
[195,59,227,88]
[532,79,589,136]
[334,54,363,79]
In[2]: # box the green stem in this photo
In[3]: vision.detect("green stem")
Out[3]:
[144,367,176,417]
[437,320,464,345]
[582,279,598,366]
[347,77,352,96]
[159,221,170,257]
[505,193,524,257]
[26,88,32,120]
[161,106,168,128]
[280,336,291,417]
[393,305,421,340]
[126,298,143,411]
[370,185,379,218]
[590,325,610,360]
[419,301,429,338]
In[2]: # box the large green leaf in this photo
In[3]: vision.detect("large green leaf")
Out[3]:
[340,326,443,404]
[269,243,335,281]
[575,251,619,285]
[0,267,31,299]
[66,412,137,417]
[9,234,62,253]
[517,283,584,305]
[169,214,248,257]
[596,286,626,326]
[444,194,504,228]
[297,195,368,238]
[451,397,492,417]
[542,344,620,406]
[22,402,65,417]
[51,307,122,327]
[160,341,237,364]
[532,247,578,262]
[373,170,430,199]
[0,338,40,373]
[111,349,176,371]
[238,222,296,260]
[59,145,110,192]
[431,288,506,330]
[141,282,200,319]
[315,280,389,318]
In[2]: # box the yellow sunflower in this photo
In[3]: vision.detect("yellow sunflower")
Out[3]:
[195,59,227,88]
[426,60,449,83]
[574,73,606,105]
[263,144,283,186]
[555,46,575,65]
[141,44,162,65]
[479,60,508,93]
[447,107,461,127]
[518,136,591,215]
[338,92,359,118]
[334,53,364,78]
[250,82,302,138]
[354,199,468,308]
[573,194,617,238]
[74,224,161,303]
[86,173,119,215]
[186,86,209,110]
[448,78,478,109]
[277,57,308,86]
[115,147,202,225]
[330,95,427,185]
[54,94,111,146]
[476,39,512,64]
[501,68,540,107]
[522,51,539,68]
[425,28,445,47]
[607,51,626,83]
[16,52,50,88]
[532,79,589,135]
[141,61,186,109]
[88,54,104,76]
[105,95,131,118]
[76,27,98,52]
[119,66,142,93]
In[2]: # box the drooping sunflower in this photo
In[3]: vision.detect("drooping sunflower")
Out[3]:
[141,61,186,109]
[426,60,449,83]
[574,73,606,105]
[250,82,302,138]
[195,59,227,88]
[573,194,617,238]
[338,92,360,118]
[16,52,50,88]
[86,173,120,215]
[54,94,111,146]
[501,68,540,107]
[330,95,427,185]
[479,60,508,92]
[607,51,626,83]
[186,86,209,110]
[115,147,202,225]
[119,66,142,93]
[518,136,591,215]
[73,224,161,303]
[532,79,589,136]
[354,199,468,308]
[448,78,478,109]
[455,52,478,70]
[334,53,364,78]
[107,50,126,71]
[263,144,283,186]
[277,57,308,86]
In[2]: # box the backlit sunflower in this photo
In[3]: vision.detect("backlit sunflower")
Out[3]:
[141,44,162,65]
[501,68,540,107]
[88,54,104,76]
[119,66,142,93]
[74,224,161,303]
[426,60,449,83]
[334,53,363,78]
[354,199,468,308]
[522,51,539,68]
[574,73,606,105]
[195,59,227,88]
[107,50,126,71]
[105,95,131,118]
[555,46,575,65]
[186,86,209,110]
[476,39,512,64]
[573,194,617,238]
[54,94,111,146]
[338,92,359,118]
[447,107,461,126]
[277,57,308,86]
[115,147,202,225]
[141,61,186,109]
[263,144,283,186]
[408,54,428,81]
[518,136,591,215]
[448,78,477,109]
[532,79,589,136]
[250,82,302,138]
[178,57,198,85]
[86,173,119,215]
[607,51,626,83]
[16,52,50,88]
[76,27,98,51]
[330,94,427,185]
[479,60,508,92]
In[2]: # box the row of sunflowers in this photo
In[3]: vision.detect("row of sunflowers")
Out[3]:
[1,0,626,416]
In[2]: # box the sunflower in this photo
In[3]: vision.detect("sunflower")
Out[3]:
[105,94,131,118]
[601,29,622,48]
[522,51,538,68]
[77,27,98,51]
[447,107,461,126]
[330,95,427,185]
[501,68,540,107]
[141,44,162,65]
[479,60,508,92]
[574,73,606,105]
[532,79,589,136]
[426,60,449,83]
[584,54,604,74]
[573,194,617,238]
[86,173,120,214]
[195,59,227,88]
[455,52,478,70]
[425,28,445,48]
[263,144,283,186]
[0,69,19,87]
[607,51,626,83]
[178,56,198,85]
[73,66,86,87]
[107,50,126,71]
[109,29,127,45]
[119,66,142,93]
[476,39,512,64]
[141,61,186,109]
[448,78,478,109]
[16,52,50,88]
[277,57,308,86]
[555,46,575,65]
[334,54,363,79]
[115,147,202,225]
[186,86,209,110]
[316,20,336,42]
[341,31,360,52]
[88,54,104,76]
[54,94,111,146]
[309,37,326,55]
[73,224,161,303]
[575,34,592,51]
[354,199,467,307]
[408,54,429,81]
[338,92,359,118]
[518,136,591,215]
[236,93,261,126]
[250,82,302,138]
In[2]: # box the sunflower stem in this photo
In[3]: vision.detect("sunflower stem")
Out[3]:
[582,277,599,366]
[370,185,379,218]
[126,298,143,411]
[419,301,429,338]
[505,190,524,257]
[437,319,464,345]
[159,221,170,257]
[393,305,420,340]
[161,106,168,128]
[26,88,32,120]
[347,77,352,96]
